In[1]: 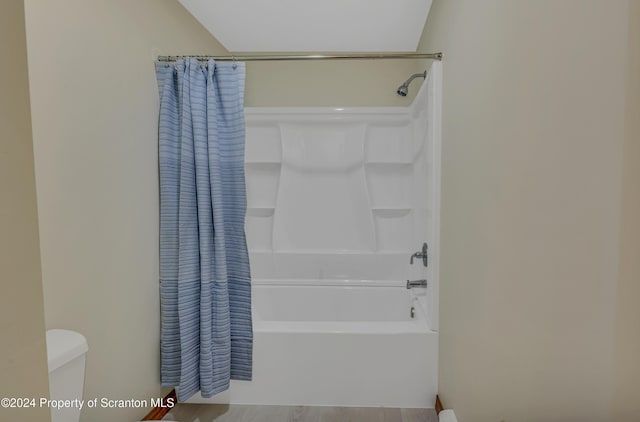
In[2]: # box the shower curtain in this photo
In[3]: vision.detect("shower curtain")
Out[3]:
[155,58,252,402]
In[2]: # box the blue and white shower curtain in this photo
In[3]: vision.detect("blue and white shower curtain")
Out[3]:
[155,58,252,402]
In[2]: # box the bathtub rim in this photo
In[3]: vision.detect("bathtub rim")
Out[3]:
[251,278,411,288]
[250,280,434,334]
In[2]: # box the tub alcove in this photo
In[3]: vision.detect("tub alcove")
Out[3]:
[188,62,442,408]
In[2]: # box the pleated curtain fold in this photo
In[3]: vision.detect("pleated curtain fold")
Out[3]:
[155,58,252,402]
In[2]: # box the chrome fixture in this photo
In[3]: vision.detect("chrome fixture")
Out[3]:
[158,53,443,63]
[410,306,415,319]
[406,279,427,289]
[396,71,427,96]
[410,242,428,267]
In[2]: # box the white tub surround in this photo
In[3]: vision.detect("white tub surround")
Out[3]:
[188,281,438,407]
[189,62,442,408]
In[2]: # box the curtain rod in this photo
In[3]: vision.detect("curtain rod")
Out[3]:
[156,53,443,62]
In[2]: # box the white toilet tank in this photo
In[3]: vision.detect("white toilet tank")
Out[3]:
[46,329,88,422]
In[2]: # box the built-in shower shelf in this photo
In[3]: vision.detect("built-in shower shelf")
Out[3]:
[245,162,281,209]
[371,208,412,217]
[245,162,282,168]
[271,249,377,254]
[372,246,413,254]
[365,161,412,166]
[247,207,275,217]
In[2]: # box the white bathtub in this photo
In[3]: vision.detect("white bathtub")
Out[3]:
[188,280,438,408]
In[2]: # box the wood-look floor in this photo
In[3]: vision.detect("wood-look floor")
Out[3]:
[161,404,438,422]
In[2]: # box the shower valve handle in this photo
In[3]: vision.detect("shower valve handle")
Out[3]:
[410,242,428,267]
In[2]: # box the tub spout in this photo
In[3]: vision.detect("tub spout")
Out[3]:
[406,279,427,289]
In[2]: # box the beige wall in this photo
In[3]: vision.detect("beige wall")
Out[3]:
[245,58,420,106]
[24,1,218,420]
[613,2,640,420]
[23,1,420,421]
[27,1,638,421]
[418,1,635,421]
[0,0,50,420]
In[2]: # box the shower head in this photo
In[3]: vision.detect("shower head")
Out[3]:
[396,71,427,96]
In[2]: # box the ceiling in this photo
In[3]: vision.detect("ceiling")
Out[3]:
[177,0,433,52]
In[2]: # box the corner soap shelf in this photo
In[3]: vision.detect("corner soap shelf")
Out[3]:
[364,161,412,165]
[371,208,412,217]
[245,161,282,167]
[247,207,275,217]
